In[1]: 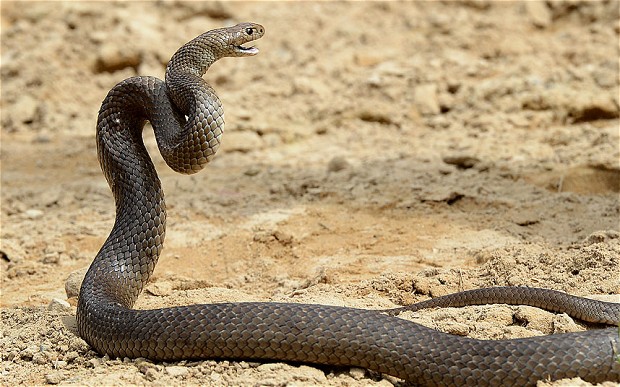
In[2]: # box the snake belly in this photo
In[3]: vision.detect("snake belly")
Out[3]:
[76,23,620,386]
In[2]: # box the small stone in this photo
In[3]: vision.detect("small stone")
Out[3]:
[582,230,620,245]
[65,267,88,299]
[12,94,40,125]
[272,230,293,246]
[442,155,480,169]
[349,367,366,380]
[94,42,142,73]
[296,365,327,383]
[510,210,540,227]
[53,360,68,369]
[32,352,48,365]
[0,239,25,264]
[144,367,159,382]
[24,209,44,219]
[412,277,431,295]
[43,253,61,265]
[47,298,71,313]
[145,281,173,297]
[45,372,66,385]
[443,322,470,336]
[327,156,350,173]
[356,103,395,125]
[20,346,37,360]
[568,95,618,123]
[86,358,100,368]
[165,365,189,378]
[63,351,79,363]
[524,1,552,28]
[413,84,440,116]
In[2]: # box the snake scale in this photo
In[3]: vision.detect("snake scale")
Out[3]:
[76,23,620,386]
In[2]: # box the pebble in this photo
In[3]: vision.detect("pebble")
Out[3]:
[145,281,173,297]
[413,84,440,116]
[95,42,142,73]
[327,156,350,173]
[65,267,88,298]
[442,322,470,336]
[296,365,327,383]
[47,298,71,313]
[524,1,552,28]
[12,94,40,125]
[53,360,68,369]
[0,239,25,263]
[63,351,79,363]
[144,367,159,382]
[442,155,480,169]
[45,372,66,385]
[348,367,366,380]
[24,209,44,220]
[165,365,189,378]
[356,104,395,125]
[32,352,48,365]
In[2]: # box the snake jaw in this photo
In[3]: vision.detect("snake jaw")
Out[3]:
[234,45,259,56]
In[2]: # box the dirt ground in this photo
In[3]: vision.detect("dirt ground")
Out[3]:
[1,1,619,386]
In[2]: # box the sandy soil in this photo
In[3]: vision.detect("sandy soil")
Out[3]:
[1,1,619,386]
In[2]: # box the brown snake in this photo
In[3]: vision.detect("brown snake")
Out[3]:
[76,23,620,386]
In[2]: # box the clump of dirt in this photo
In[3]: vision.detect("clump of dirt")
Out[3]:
[1,1,618,386]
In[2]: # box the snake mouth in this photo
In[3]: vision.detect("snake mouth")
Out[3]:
[234,45,259,56]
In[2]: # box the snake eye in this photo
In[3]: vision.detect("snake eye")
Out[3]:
[245,28,253,35]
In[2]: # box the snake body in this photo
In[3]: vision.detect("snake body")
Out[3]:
[76,23,620,386]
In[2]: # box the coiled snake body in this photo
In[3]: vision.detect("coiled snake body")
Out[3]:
[77,23,620,386]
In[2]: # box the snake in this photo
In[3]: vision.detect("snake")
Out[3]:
[76,22,620,386]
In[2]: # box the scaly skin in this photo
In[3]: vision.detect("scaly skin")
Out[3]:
[76,23,620,386]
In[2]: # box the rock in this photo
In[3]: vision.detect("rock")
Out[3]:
[327,156,350,172]
[295,365,327,383]
[94,42,142,73]
[32,351,49,365]
[145,281,173,297]
[442,155,480,169]
[348,367,366,380]
[45,372,66,385]
[568,95,618,123]
[413,84,440,116]
[356,103,396,125]
[86,358,100,368]
[165,365,189,378]
[222,131,263,152]
[53,360,68,369]
[63,351,79,363]
[443,322,470,336]
[24,208,44,220]
[510,210,540,227]
[65,267,88,299]
[582,230,620,245]
[47,298,71,313]
[524,1,552,28]
[12,94,40,125]
[0,239,25,263]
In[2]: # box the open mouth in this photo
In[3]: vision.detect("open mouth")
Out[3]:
[235,45,259,55]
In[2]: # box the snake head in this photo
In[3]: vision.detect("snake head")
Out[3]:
[223,22,265,57]
[167,23,265,79]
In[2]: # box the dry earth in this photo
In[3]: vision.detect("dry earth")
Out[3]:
[1,1,619,386]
